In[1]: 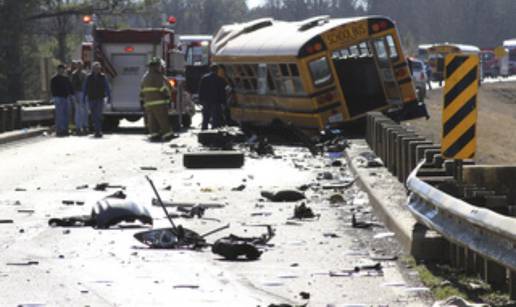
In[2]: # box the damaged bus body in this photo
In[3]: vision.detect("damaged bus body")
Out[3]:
[211,16,427,133]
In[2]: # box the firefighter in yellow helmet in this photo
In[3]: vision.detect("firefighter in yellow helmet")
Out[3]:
[140,57,174,142]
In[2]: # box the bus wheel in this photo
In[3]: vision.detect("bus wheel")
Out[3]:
[125,115,141,122]
[182,115,192,129]
[103,118,120,132]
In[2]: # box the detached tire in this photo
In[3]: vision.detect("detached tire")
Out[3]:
[183,151,244,169]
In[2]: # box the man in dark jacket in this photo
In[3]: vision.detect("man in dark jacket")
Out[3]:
[50,64,74,137]
[198,65,227,130]
[82,62,111,138]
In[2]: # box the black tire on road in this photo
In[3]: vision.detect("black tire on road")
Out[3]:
[183,151,244,169]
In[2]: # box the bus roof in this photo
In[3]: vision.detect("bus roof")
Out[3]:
[503,39,516,47]
[212,16,389,57]
[179,35,213,42]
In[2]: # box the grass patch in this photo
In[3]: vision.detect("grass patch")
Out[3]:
[402,256,513,306]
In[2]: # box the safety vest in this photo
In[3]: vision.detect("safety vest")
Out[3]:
[140,70,171,108]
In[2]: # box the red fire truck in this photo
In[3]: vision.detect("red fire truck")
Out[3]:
[81,25,194,130]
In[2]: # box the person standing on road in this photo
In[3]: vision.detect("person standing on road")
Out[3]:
[71,60,88,135]
[198,65,227,130]
[50,64,74,137]
[82,62,111,138]
[139,57,174,142]
[425,63,433,91]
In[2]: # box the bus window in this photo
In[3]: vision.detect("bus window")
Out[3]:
[269,64,286,94]
[309,57,332,87]
[289,64,305,94]
[359,42,370,56]
[374,39,388,61]
[186,45,210,66]
[349,45,359,57]
[257,64,267,95]
[386,35,399,61]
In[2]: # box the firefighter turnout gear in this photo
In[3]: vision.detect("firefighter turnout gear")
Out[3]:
[140,64,173,141]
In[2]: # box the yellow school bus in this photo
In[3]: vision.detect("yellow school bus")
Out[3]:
[212,16,426,132]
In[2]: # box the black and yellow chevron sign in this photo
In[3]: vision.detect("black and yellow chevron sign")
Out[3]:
[441,54,479,159]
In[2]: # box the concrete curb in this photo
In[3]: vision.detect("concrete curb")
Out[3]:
[344,139,418,253]
[0,127,50,145]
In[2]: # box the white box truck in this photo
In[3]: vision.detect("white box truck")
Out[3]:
[81,28,194,130]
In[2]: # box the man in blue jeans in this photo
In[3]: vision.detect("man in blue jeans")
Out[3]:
[82,62,111,138]
[71,60,88,135]
[50,64,74,137]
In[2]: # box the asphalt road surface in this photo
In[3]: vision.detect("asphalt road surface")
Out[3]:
[0,118,432,306]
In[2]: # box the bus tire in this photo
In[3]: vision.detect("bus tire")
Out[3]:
[182,114,192,128]
[125,115,141,122]
[183,151,244,169]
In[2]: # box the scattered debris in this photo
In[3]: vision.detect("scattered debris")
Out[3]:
[92,199,152,229]
[94,183,126,191]
[292,203,316,219]
[330,262,383,277]
[328,194,345,204]
[173,284,200,289]
[369,250,398,261]
[323,232,340,238]
[151,199,226,209]
[105,190,127,199]
[351,214,382,229]
[140,166,157,171]
[6,261,39,266]
[373,232,395,239]
[250,136,275,156]
[0,219,14,224]
[49,200,152,229]
[261,190,305,202]
[49,215,95,227]
[231,184,246,191]
[212,225,274,260]
[14,188,27,192]
[134,226,206,249]
[299,291,310,299]
[76,184,89,190]
[176,204,206,218]
[359,152,384,167]
[322,177,356,190]
[17,209,35,214]
[62,200,75,205]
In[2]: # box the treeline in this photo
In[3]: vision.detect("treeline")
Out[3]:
[2,0,516,102]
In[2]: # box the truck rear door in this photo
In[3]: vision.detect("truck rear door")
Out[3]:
[110,53,148,111]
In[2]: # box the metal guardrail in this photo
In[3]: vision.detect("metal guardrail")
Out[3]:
[366,112,516,299]
[0,100,54,133]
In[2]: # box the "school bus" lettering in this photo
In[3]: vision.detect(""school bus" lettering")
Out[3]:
[322,21,368,50]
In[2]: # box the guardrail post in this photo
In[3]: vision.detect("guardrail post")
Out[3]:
[6,105,14,132]
[510,270,516,300]
[465,248,476,275]
[14,105,21,129]
[449,243,457,267]
[485,260,507,290]
[456,245,466,270]
[0,106,5,133]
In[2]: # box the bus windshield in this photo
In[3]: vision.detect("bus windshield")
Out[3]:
[186,45,210,66]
